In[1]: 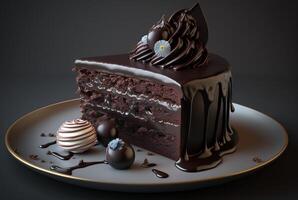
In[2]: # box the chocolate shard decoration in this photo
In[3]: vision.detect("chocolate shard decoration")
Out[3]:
[188,3,208,46]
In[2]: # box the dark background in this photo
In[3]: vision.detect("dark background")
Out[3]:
[1,0,297,199]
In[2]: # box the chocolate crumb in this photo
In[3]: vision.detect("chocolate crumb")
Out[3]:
[142,158,149,165]
[29,154,39,160]
[48,133,56,137]
[146,163,157,167]
[140,158,157,168]
[40,133,46,137]
[147,152,154,156]
[253,157,263,163]
[136,149,142,152]
[47,151,52,155]
[13,148,19,155]
[41,160,46,163]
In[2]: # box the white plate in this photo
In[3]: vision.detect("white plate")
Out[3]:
[5,99,288,192]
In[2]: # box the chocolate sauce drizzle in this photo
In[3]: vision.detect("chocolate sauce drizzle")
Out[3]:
[130,3,208,70]
[50,160,108,175]
[29,154,39,160]
[152,169,169,178]
[176,72,237,172]
[140,158,157,168]
[39,140,56,148]
[47,151,74,160]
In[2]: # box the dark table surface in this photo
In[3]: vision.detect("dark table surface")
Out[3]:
[1,0,297,199]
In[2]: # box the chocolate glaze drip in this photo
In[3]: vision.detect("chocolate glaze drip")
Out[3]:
[152,169,169,178]
[130,3,208,71]
[39,140,56,148]
[47,151,74,160]
[176,72,237,172]
[29,154,39,160]
[50,160,108,175]
[48,133,56,137]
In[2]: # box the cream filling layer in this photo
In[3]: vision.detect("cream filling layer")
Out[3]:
[85,80,181,111]
[86,102,180,127]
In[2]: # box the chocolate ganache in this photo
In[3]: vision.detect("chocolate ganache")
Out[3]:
[130,3,208,70]
[74,2,237,173]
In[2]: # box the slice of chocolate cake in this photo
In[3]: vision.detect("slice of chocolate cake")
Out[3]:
[74,3,237,172]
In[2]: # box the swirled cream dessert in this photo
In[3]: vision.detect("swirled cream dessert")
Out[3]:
[130,6,208,70]
[56,119,97,153]
[73,3,237,172]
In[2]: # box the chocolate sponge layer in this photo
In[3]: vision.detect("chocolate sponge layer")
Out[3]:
[75,67,182,160]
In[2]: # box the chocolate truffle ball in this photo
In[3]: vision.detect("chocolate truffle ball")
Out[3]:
[106,138,135,170]
[56,119,97,153]
[96,119,118,147]
[147,28,170,49]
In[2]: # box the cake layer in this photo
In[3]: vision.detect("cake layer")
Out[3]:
[76,67,182,124]
[80,92,181,125]
[75,67,183,159]
[81,103,180,160]
[76,68,181,105]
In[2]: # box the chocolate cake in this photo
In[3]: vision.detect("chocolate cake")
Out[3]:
[74,3,237,172]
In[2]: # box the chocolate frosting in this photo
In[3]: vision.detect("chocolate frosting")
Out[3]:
[130,3,208,70]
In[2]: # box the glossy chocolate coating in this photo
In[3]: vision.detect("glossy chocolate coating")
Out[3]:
[147,17,171,48]
[96,119,118,147]
[106,139,135,170]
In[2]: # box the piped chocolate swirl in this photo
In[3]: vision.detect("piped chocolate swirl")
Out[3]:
[130,3,208,71]
[56,119,97,153]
